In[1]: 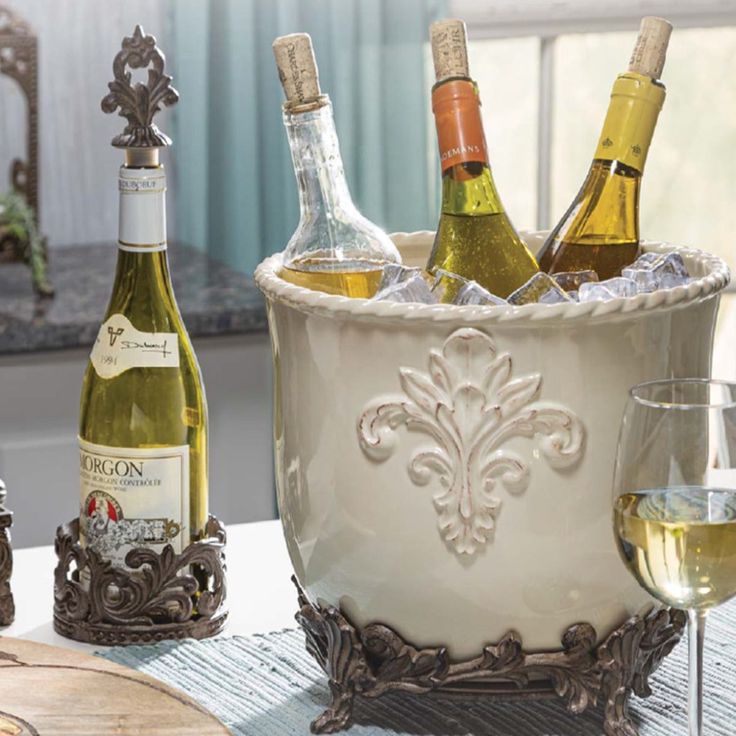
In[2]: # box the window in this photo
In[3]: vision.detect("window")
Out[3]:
[450,0,736,378]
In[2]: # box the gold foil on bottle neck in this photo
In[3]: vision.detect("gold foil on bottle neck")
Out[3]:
[273,33,327,112]
[628,16,672,80]
[124,149,160,168]
[430,19,470,82]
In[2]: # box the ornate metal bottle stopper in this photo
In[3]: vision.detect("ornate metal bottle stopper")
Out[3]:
[101,25,179,167]
[0,479,15,627]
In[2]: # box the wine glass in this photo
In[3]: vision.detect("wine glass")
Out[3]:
[612,379,736,736]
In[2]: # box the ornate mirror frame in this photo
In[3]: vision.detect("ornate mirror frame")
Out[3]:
[0,4,38,218]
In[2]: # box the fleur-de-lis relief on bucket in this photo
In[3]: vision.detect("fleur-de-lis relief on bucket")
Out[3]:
[358,328,586,555]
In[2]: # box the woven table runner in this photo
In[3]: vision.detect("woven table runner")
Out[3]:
[101,602,736,735]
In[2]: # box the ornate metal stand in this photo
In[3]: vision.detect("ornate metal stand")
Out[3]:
[0,480,14,626]
[53,515,227,645]
[294,577,686,735]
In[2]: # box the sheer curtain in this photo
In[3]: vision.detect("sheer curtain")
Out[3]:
[171,0,444,274]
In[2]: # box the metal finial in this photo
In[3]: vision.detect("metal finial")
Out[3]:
[101,25,179,149]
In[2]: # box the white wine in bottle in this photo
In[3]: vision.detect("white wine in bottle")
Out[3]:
[78,27,207,570]
[272,33,400,298]
[426,19,539,300]
[538,17,672,279]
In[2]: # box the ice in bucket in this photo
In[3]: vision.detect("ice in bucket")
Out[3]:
[454,281,506,306]
[508,272,573,305]
[623,252,691,292]
[552,270,599,292]
[579,277,638,301]
[372,271,437,304]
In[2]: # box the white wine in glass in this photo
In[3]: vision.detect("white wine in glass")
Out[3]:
[613,379,736,736]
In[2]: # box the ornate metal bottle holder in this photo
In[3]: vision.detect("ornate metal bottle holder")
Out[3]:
[53,515,227,645]
[0,479,14,626]
[294,577,686,736]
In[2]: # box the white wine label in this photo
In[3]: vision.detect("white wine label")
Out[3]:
[90,314,179,379]
[79,439,190,569]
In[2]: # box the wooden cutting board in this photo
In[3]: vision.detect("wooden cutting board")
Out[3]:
[0,637,230,735]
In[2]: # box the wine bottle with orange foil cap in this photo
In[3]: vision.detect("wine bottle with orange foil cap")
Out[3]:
[426,19,538,300]
[272,33,400,298]
[538,17,671,280]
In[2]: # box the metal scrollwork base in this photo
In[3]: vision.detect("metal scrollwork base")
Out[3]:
[0,480,14,626]
[53,515,227,645]
[294,577,686,735]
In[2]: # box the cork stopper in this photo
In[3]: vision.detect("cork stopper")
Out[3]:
[628,17,672,79]
[273,33,325,111]
[430,19,470,82]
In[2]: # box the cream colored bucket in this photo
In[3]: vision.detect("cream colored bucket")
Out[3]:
[255,232,729,658]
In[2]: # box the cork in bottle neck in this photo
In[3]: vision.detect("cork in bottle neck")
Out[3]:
[628,16,672,80]
[430,19,470,82]
[273,33,328,113]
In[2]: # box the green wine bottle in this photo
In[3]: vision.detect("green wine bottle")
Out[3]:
[426,19,538,300]
[78,27,207,569]
[538,17,671,279]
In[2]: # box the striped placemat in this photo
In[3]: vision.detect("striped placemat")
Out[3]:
[101,601,736,735]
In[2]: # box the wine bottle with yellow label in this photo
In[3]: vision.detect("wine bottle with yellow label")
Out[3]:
[272,33,400,299]
[426,19,538,300]
[538,17,671,280]
[78,27,207,572]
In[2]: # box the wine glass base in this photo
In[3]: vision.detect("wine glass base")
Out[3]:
[294,576,687,735]
[53,515,228,645]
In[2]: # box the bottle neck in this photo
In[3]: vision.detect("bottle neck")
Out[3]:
[283,100,358,222]
[118,164,167,251]
[593,71,666,174]
[109,164,175,316]
[432,78,506,217]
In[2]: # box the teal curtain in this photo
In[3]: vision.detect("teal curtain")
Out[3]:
[170,0,444,274]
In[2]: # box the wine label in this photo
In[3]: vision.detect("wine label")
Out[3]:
[79,439,190,569]
[593,72,666,173]
[432,79,488,173]
[90,314,179,379]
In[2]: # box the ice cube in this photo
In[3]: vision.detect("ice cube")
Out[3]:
[579,277,638,302]
[431,269,470,301]
[630,252,662,267]
[454,281,506,306]
[622,252,691,292]
[378,263,424,290]
[372,272,438,304]
[507,273,573,305]
[552,270,599,292]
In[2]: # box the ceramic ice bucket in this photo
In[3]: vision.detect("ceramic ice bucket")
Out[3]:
[255,232,729,659]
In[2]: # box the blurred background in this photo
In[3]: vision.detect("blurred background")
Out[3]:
[1,0,734,546]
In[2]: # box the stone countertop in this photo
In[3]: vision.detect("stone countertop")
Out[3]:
[0,243,267,356]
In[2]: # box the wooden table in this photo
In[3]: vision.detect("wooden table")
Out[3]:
[3,520,297,653]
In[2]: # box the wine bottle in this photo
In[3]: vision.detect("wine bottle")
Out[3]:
[426,19,538,300]
[78,27,207,571]
[272,33,401,299]
[538,17,672,280]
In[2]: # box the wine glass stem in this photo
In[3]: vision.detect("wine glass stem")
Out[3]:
[688,609,708,736]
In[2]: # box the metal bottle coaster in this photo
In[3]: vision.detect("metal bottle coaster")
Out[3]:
[53,515,227,645]
[294,577,686,735]
[0,479,15,626]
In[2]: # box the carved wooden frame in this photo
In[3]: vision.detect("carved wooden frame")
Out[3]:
[0,5,39,219]
[53,515,227,645]
[294,576,686,735]
[0,479,14,627]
